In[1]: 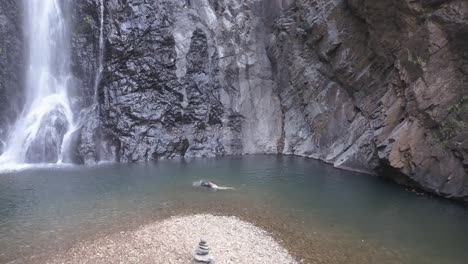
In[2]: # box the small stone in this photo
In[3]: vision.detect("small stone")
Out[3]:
[196,248,209,255]
[194,254,214,263]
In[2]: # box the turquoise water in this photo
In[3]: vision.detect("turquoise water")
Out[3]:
[0,155,467,263]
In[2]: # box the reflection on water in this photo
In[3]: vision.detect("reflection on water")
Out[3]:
[0,155,468,263]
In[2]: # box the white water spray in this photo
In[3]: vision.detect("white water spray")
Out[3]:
[0,0,76,165]
[94,0,105,105]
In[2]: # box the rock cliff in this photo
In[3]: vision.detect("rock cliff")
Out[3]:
[1,0,467,201]
[0,0,24,153]
[267,0,468,199]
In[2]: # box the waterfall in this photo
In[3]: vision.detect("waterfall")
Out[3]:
[0,0,76,166]
[94,0,104,106]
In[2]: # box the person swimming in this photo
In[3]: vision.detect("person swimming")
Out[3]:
[200,181,219,189]
[193,180,235,190]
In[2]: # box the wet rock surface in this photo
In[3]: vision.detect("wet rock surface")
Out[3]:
[0,0,24,152]
[93,0,283,162]
[25,108,70,163]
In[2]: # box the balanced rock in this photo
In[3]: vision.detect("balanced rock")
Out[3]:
[193,239,215,264]
[196,248,209,255]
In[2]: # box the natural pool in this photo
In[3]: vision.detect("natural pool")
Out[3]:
[0,155,467,264]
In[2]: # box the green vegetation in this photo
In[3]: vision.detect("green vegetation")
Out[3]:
[448,95,468,113]
[407,49,426,67]
[437,96,468,145]
[83,15,92,25]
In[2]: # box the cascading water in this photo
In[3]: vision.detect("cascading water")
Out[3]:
[94,0,105,106]
[0,0,76,166]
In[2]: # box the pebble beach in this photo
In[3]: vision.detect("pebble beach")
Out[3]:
[46,214,297,264]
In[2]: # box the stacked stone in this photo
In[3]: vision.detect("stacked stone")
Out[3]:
[193,239,215,264]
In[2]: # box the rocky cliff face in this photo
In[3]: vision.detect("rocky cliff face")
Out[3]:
[266,0,468,199]
[74,0,286,163]
[0,0,466,201]
[0,0,24,153]
[70,0,467,201]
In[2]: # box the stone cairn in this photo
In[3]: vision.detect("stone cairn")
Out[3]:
[193,239,215,264]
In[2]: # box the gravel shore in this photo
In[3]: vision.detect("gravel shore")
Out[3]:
[46,214,297,264]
